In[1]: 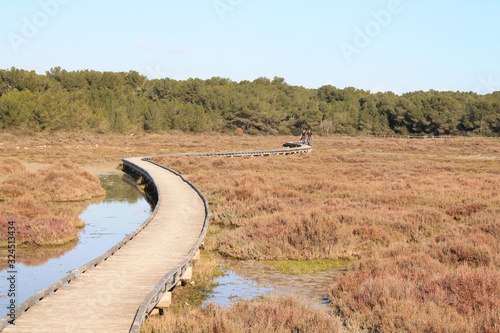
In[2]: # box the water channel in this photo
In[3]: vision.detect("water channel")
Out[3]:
[204,257,342,308]
[0,173,152,319]
[1,172,341,320]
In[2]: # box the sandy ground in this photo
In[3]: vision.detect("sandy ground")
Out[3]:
[23,160,122,176]
[0,161,123,183]
[79,160,124,176]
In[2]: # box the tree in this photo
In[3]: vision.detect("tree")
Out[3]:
[0,67,498,136]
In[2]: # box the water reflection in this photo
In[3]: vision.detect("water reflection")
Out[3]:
[0,199,106,271]
[0,243,77,271]
[205,257,343,308]
[100,174,145,204]
[0,173,151,318]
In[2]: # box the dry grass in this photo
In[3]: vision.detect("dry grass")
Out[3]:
[151,138,499,262]
[1,132,499,331]
[329,244,500,332]
[141,297,345,333]
[0,131,283,166]
[167,252,225,314]
[150,136,499,332]
[0,157,26,175]
[0,159,105,246]
[0,159,105,202]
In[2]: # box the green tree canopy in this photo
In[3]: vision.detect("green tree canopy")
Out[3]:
[0,67,498,136]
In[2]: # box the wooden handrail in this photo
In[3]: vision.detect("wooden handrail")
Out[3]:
[0,144,311,332]
[136,145,312,160]
[128,159,210,332]
[0,166,160,331]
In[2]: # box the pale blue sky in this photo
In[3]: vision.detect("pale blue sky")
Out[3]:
[1,0,499,94]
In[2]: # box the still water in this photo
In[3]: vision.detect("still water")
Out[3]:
[0,174,152,319]
[204,257,342,308]
[0,173,341,320]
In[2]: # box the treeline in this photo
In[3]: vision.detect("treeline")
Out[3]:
[1,67,499,136]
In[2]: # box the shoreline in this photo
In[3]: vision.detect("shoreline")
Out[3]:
[80,161,123,176]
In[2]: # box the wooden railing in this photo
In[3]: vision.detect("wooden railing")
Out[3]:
[128,145,311,330]
[141,144,312,159]
[0,143,311,332]
[0,165,160,331]
[127,159,210,332]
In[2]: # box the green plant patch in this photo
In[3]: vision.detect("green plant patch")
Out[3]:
[168,251,225,313]
[265,258,354,275]
[206,224,223,237]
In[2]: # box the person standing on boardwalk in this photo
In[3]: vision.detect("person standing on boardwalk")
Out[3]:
[299,129,307,145]
[306,129,313,146]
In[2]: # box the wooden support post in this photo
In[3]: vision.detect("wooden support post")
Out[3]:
[156,292,172,309]
[150,291,172,316]
[180,267,193,286]
[193,249,200,261]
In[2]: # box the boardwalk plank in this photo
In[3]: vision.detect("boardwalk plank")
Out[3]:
[5,158,206,332]
[3,146,311,332]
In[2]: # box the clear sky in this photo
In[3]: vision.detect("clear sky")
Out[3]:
[1,0,499,94]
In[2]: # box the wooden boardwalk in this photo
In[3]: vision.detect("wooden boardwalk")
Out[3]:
[3,157,207,332]
[2,145,311,332]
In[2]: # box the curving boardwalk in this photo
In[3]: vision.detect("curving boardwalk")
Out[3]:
[1,144,311,332]
[3,157,207,332]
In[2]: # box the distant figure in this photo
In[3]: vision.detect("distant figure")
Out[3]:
[306,129,313,146]
[299,129,307,145]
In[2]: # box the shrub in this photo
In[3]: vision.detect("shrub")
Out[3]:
[0,157,26,175]
[0,214,78,246]
[329,245,500,332]
[149,136,499,332]
[141,298,344,333]
[0,160,105,246]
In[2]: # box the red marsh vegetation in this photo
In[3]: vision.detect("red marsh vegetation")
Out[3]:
[0,131,279,248]
[0,158,105,246]
[142,297,344,333]
[149,136,499,332]
[0,132,498,331]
